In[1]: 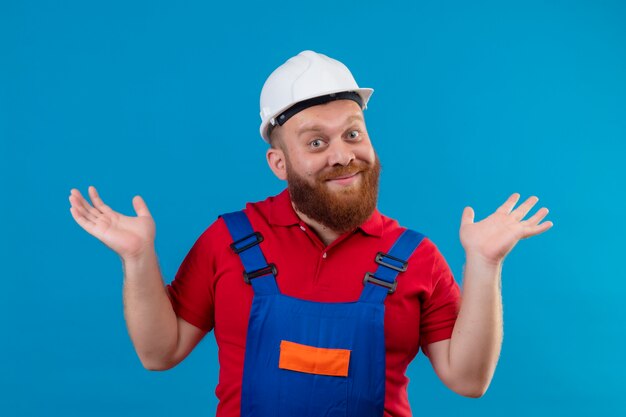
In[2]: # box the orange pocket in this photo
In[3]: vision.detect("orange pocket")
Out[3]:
[278,340,351,377]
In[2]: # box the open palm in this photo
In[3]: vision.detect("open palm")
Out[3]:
[69,186,156,259]
[460,193,553,264]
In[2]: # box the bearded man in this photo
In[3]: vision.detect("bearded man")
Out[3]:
[69,50,552,417]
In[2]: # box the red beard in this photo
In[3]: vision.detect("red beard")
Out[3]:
[286,155,381,234]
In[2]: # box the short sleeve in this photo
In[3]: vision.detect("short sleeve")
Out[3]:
[419,245,461,355]
[166,222,221,332]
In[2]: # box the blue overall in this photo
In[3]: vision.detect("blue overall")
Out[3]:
[221,211,425,417]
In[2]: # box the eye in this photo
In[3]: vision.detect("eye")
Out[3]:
[307,139,324,150]
[347,130,360,140]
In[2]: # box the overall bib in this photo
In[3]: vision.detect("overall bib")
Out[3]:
[222,211,425,417]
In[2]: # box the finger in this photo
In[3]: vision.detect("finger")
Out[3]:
[69,194,99,223]
[461,206,475,225]
[71,188,103,218]
[70,188,91,211]
[511,196,539,220]
[69,206,98,234]
[132,195,152,217]
[88,186,113,214]
[496,193,521,214]
[522,220,554,239]
[524,207,549,226]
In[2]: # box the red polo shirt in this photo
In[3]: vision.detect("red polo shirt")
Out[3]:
[167,189,460,417]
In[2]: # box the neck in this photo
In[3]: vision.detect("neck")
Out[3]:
[292,203,341,246]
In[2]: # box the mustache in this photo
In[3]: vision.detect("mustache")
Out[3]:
[317,161,372,182]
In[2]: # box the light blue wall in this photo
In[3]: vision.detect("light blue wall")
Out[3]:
[1,1,625,415]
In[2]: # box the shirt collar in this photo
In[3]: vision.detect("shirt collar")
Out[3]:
[268,188,383,237]
[268,188,301,227]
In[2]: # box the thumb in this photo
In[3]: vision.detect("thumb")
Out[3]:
[132,195,152,217]
[461,206,474,225]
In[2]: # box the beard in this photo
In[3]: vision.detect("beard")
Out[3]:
[286,155,381,234]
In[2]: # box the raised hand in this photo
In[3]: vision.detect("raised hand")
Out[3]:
[459,193,553,265]
[69,186,156,260]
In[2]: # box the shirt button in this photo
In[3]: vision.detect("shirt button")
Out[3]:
[300,225,306,231]
[322,252,327,259]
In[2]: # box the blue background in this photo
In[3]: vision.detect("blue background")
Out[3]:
[1,0,625,416]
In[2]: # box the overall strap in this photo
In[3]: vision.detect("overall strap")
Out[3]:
[221,211,279,295]
[359,229,425,304]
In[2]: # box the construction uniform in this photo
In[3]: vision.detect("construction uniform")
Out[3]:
[167,189,461,416]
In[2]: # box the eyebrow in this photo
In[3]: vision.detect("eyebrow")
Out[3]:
[296,114,364,137]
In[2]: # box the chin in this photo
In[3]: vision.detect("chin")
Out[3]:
[326,184,361,196]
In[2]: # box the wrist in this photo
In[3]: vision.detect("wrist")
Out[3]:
[464,250,504,269]
[462,254,503,291]
[121,244,157,266]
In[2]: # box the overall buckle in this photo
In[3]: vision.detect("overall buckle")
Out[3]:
[363,272,397,294]
[230,232,264,254]
[244,263,277,284]
[375,252,408,272]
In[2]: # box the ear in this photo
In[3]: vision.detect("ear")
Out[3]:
[266,147,287,181]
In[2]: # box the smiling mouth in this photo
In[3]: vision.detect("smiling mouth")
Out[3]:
[326,172,358,181]
[325,171,360,181]
[325,172,361,185]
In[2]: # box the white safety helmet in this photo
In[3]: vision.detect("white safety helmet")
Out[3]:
[259,50,374,142]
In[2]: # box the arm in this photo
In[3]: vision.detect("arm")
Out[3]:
[428,194,552,397]
[122,247,207,370]
[69,186,206,370]
[427,258,503,397]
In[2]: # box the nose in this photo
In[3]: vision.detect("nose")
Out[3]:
[327,140,356,167]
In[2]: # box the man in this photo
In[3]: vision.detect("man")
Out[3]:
[69,50,552,417]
